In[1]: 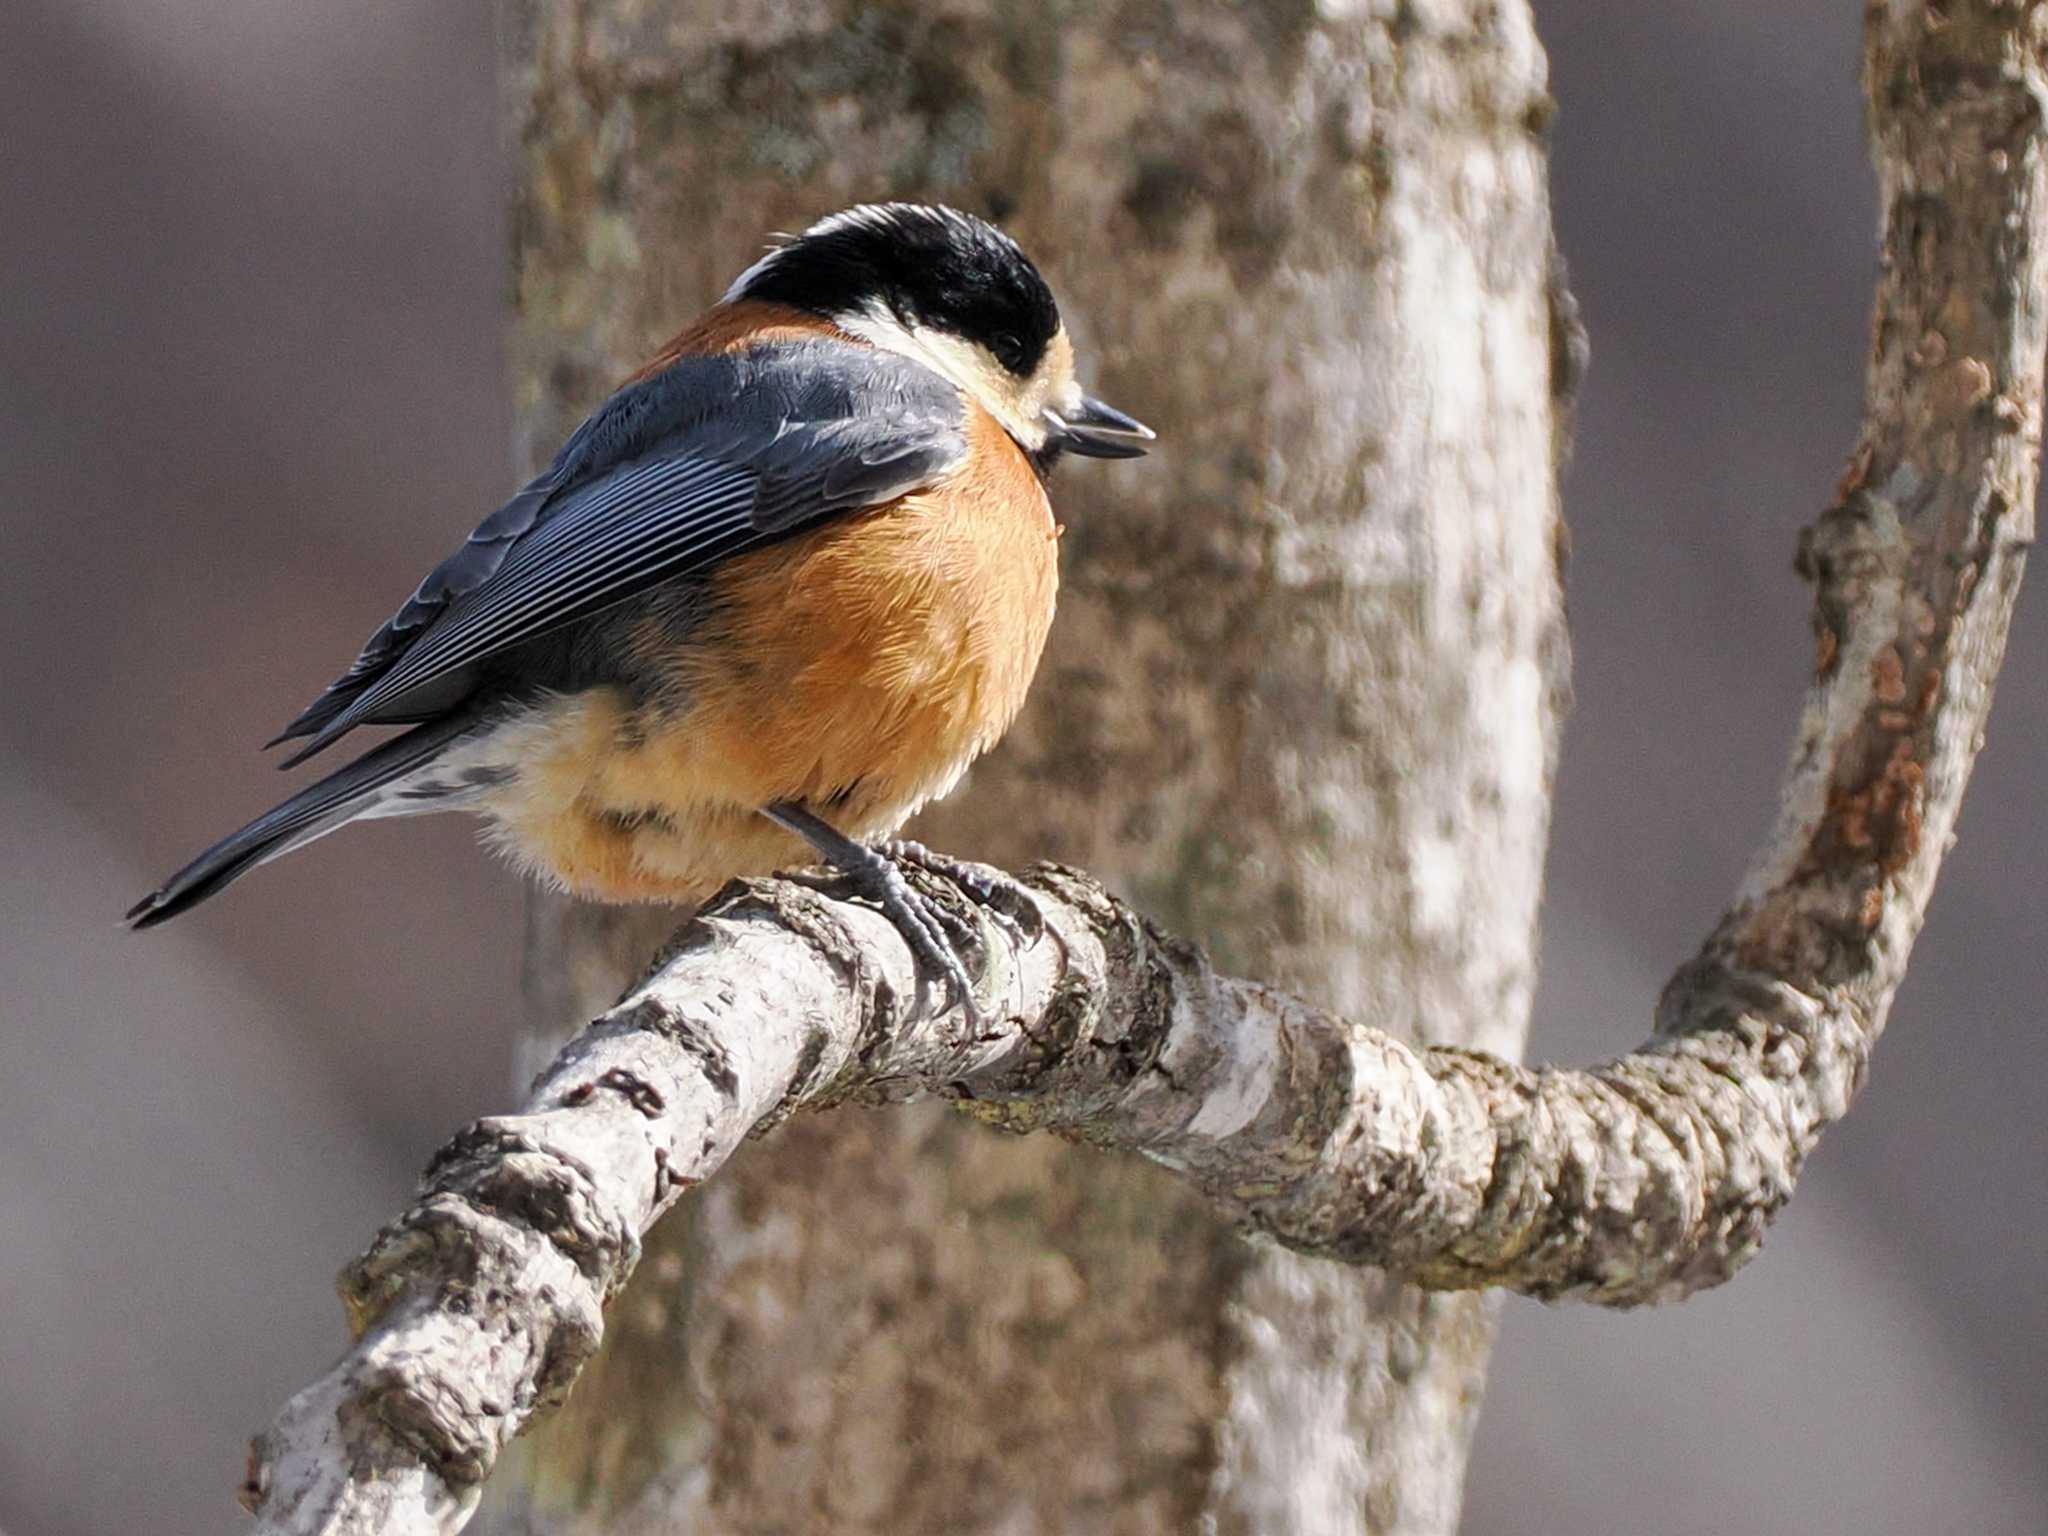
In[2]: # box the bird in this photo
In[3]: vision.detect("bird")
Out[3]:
[126,201,1152,1011]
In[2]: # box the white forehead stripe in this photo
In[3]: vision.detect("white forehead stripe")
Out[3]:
[805,204,908,238]
[722,203,1017,305]
[805,203,992,242]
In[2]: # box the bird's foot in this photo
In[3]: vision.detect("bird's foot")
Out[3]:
[855,846,988,1025]
[878,841,1045,948]
[764,805,990,1024]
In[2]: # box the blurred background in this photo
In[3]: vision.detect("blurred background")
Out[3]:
[1,3,2042,1534]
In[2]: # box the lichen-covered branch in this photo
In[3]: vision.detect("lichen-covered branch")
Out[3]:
[242,4,2048,1533]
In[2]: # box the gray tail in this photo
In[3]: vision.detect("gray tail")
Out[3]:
[126,712,483,929]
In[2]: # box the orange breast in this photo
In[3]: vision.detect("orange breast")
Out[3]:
[484,401,1060,904]
[627,402,1057,821]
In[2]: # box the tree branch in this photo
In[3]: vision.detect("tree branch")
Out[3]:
[242,4,2048,1533]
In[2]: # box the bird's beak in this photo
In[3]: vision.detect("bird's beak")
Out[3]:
[1043,396,1155,459]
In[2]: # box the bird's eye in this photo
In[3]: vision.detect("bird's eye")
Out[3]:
[991,331,1027,372]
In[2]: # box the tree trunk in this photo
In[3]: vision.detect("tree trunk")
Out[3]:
[485,1,1566,1531]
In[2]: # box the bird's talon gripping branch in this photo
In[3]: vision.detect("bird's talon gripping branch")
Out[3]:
[875,864,986,1025]
[766,803,989,1024]
[881,839,1047,947]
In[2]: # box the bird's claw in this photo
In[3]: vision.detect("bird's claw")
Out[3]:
[853,846,987,1026]
[762,806,1021,1027]
[880,841,1045,947]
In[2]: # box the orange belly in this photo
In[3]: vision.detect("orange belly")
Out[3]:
[478,410,1059,904]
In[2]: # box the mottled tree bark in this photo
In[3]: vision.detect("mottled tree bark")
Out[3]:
[237,12,2048,1528]
[488,2,1563,1533]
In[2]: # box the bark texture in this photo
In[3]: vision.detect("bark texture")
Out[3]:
[236,3,2048,1535]
[489,2,1564,1533]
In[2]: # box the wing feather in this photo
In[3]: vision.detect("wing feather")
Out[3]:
[273,339,965,765]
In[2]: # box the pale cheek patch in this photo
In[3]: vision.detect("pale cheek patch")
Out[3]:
[834,307,1076,453]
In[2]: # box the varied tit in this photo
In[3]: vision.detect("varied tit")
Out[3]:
[126,202,1152,1010]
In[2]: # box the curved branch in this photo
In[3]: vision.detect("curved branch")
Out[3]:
[243,5,2048,1533]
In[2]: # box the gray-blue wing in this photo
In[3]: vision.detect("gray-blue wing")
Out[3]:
[272,339,967,766]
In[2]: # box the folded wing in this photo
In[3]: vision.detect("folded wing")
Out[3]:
[271,339,967,766]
